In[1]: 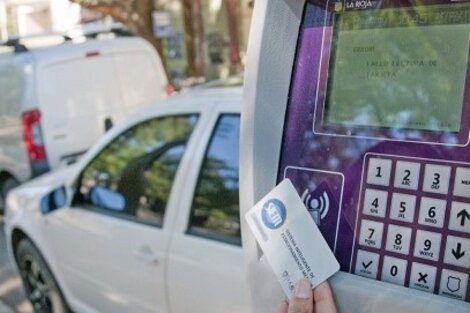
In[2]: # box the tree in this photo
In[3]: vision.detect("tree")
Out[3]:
[72,0,171,80]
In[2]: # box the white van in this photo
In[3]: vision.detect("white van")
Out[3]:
[0,35,169,212]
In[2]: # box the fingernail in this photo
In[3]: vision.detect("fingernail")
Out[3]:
[294,279,312,299]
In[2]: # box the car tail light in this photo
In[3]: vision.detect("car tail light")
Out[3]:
[85,51,100,58]
[22,109,46,161]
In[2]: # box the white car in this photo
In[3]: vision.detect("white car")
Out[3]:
[4,82,249,313]
[0,34,169,213]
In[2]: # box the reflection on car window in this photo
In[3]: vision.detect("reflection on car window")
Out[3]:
[188,115,240,245]
[78,115,198,226]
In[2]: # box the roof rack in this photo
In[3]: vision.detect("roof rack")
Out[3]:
[0,34,72,53]
[81,27,134,39]
[0,27,134,54]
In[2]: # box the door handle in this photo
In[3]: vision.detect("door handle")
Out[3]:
[133,246,159,265]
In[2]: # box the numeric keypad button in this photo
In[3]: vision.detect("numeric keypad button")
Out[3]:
[439,269,469,301]
[418,197,446,228]
[355,250,379,279]
[385,225,412,255]
[381,256,407,286]
[390,193,416,223]
[363,189,388,218]
[453,167,470,198]
[414,230,441,262]
[422,164,451,194]
[367,158,392,186]
[359,220,384,249]
[448,202,470,234]
[444,236,470,268]
[394,161,421,190]
[409,262,437,293]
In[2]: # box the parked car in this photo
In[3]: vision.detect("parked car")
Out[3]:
[0,34,169,213]
[4,82,249,313]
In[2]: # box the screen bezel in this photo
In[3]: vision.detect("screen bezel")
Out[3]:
[312,3,470,146]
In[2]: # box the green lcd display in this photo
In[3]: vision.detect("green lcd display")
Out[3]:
[325,5,470,133]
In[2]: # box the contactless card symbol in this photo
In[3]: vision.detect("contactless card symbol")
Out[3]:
[447,276,461,293]
[301,182,337,226]
[261,199,287,230]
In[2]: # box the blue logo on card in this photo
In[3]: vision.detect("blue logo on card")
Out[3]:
[262,199,286,229]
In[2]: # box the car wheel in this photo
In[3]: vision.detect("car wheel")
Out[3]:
[15,239,69,313]
[0,177,19,215]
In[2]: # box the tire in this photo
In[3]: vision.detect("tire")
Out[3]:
[0,177,19,215]
[15,239,70,313]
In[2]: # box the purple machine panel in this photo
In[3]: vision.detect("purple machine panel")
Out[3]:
[279,0,470,302]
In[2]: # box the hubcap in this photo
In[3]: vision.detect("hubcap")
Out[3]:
[20,255,55,313]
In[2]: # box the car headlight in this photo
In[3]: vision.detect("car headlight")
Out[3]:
[5,192,20,222]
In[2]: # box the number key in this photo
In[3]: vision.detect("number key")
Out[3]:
[363,189,388,217]
[385,225,412,255]
[359,220,384,249]
[414,230,441,262]
[423,164,451,194]
[394,161,421,190]
[418,197,446,228]
[381,256,407,286]
[367,158,392,186]
[390,193,416,223]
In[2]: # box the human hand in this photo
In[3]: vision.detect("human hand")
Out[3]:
[278,279,338,313]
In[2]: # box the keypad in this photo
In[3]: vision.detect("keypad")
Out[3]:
[354,154,470,302]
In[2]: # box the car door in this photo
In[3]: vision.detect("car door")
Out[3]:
[44,114,201,313]
[167,110,250,313]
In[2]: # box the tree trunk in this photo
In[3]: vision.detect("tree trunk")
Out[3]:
[226,0,241,69]
[182,0,197,77]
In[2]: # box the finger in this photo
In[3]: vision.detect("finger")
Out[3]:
[277,300,289,313]
[313,281,338,313]
[288,279,313,313]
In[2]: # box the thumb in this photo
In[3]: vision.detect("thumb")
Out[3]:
[288,279,313,313]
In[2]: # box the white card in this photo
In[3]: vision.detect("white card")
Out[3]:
[245,179,340,295]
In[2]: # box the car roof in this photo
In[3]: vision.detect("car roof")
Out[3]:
[112,83,242,131]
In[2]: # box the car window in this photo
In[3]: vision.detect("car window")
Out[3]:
[77,115,198,226]
[187,114,241,245]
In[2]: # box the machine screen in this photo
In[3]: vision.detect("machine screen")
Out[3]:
[278,0,470,303]
[325,6,470,132]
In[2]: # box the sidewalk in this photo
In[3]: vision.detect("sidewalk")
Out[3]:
[0,301,13,313]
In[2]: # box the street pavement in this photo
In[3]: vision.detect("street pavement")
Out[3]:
[0,217,32,313]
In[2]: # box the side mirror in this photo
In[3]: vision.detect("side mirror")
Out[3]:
[40,187,67,214]
[89,186,125,211]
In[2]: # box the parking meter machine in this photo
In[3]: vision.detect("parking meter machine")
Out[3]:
[240,1,470,312]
